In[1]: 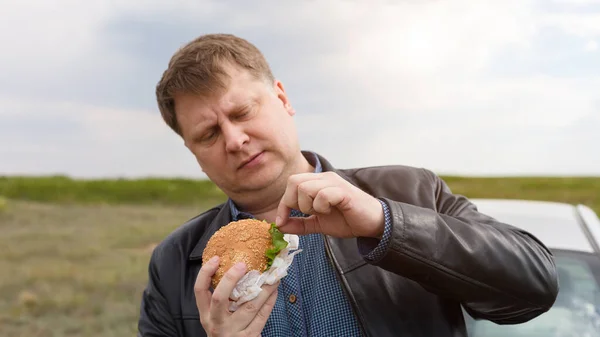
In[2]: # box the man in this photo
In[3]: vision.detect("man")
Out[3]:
[138,33,558,337]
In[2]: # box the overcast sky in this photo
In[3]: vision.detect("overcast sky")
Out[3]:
[1,0,599,178]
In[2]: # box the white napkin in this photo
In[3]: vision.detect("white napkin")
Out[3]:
[228,234,302,311]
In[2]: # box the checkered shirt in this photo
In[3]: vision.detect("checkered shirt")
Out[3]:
[228,152,393,336]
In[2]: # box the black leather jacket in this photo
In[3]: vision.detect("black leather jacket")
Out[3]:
[137,153,558,336]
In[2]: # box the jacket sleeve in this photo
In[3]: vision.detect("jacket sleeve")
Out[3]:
[138,247,179,336]
[358,199,394,261]
[366,168,559,324]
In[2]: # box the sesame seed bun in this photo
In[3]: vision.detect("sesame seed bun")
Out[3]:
[202,219,272,289]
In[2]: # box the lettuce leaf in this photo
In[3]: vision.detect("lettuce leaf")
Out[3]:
[265,223,288,268]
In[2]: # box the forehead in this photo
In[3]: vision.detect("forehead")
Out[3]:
[176,85,259,118]
[217,66,263,102]
[173,68,266,127]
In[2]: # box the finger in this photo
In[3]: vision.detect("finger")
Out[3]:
[297,179,338,214]
[275,173,327,227]
[297,186,314,215]
[242,285,279,336]
[230,282,280,329]
[194,256,220,315]
[283,173,330,205]
[280,174,309,212]
[276,199,291,229]
[313,186,348,214]
[276,176,300,228]
[277,215,321,236]
[210,262,248,323]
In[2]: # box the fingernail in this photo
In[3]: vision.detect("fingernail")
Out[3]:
[235,262,246,271]
[275,216,281,227]
[209,256,219,264]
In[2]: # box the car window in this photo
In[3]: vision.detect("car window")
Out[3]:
[465,250,600,337]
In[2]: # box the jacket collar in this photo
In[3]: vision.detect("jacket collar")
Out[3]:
[314,151,357,188]
[188,201,233,260]
[312,152,369,273]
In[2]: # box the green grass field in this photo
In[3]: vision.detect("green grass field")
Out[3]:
[0,175,599,336]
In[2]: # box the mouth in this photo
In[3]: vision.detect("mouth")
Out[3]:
[238,151,264,169]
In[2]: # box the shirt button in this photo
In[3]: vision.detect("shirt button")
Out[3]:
[288,294,297,304]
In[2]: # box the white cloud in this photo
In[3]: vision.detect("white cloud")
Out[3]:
[282,1,551,124]
[284,0,600,175]
[0,96,200,178]
[0,1,110,73]
[540,13,600,37]
[0,0,599,177]
[585,40,599,51]
[551,0,600,4]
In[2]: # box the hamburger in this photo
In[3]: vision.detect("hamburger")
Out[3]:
[202,218,301,311]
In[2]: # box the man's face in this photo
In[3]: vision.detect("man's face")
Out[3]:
[174,65,301,196]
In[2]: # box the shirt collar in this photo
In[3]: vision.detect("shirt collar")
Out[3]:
[228,151,322,220]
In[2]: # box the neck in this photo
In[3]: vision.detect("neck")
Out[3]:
[229,153,314,222]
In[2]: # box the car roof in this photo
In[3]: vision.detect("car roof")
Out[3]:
[469,198,596,253]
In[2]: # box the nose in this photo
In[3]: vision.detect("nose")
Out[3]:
[223,123,249,152]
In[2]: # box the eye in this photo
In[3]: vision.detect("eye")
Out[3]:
[235,110,250,119]
[198,129,218,143]
[234,105,256,120]
[203,131,216,141]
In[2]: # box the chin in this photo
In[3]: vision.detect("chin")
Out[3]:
[237,164,285,192]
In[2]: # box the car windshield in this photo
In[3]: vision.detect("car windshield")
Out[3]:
[465,250,600,337]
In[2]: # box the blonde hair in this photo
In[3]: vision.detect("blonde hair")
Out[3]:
[156,34,275,135]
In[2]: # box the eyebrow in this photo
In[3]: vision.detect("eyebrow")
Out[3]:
[229,102,253,115]
[228,96,258,114]
[190,97,259,138]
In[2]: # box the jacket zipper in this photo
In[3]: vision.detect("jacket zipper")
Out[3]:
[322,234,369,337]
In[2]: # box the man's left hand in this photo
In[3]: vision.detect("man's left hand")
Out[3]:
[275,172,385,239]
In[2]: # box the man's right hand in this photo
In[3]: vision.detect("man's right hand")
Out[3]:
[194,256,279,337]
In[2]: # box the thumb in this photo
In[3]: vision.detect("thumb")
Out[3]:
[275,200,291,228]
[276,215,319,236]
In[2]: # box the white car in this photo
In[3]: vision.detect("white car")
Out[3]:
[464,199,600,337]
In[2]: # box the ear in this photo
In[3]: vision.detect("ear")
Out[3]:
[274,79,296,116]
